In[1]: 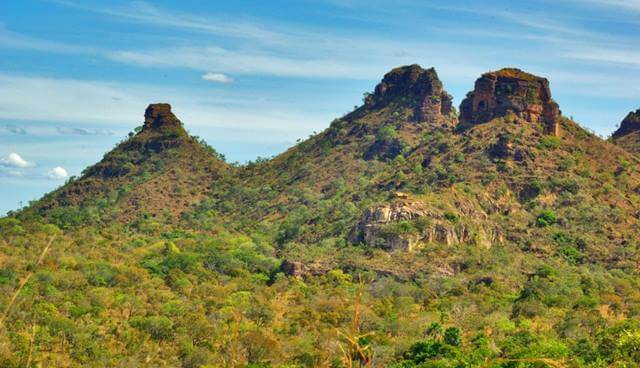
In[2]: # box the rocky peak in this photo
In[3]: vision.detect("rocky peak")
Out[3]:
[460,68,561,135]
[365,64,455,122]
[611,108,640,138]
[143,103,184,132]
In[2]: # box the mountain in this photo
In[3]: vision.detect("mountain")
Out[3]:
[190,66,640,267]
[2,65,640,367]
[610,108,640,154]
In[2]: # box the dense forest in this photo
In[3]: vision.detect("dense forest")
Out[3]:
[1,65,640,367]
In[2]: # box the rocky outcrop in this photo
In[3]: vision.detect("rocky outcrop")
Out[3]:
[349,200,501,251]
[365,64,456,123]
[460,68,561,135]
[611,109,640,154]
[135,103,189,152]
[611,109,640,138]
[143,103,184,132]
[279,259,331,278]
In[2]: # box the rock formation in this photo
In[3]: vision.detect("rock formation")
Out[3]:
[610,108,640,154]
[135,103,189,152]
[365,64,455,123]
[612,109,640,139]
[143,103,184,132]
[460,68,561,135]
[349,200,500,251]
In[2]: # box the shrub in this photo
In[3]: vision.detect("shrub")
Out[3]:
[523,179,543,199]
[558,246,585,265]
[130,316,174,340]
[444,212,459,223]
[444,327,462,346]
[537,135,561,149]
[536,210,558,227]
[376,125,398,141]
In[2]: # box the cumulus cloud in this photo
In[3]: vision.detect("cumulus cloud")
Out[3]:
[202,72,233,84]
[0,153,35,168]
[46,166,68,180]
[56,126,114,135]
[5,124,26,134]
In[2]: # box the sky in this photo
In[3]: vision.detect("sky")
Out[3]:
[1,0,639,215]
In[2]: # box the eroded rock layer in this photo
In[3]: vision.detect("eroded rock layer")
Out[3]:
[460,68,560,135]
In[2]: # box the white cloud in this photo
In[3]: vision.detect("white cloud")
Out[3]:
[202,72,233,84]
[56,126,114,135]
[576,0,640,12]
[0,73,331,140]
[0,153,35,168]
[562,47,640,67]
[48,0,285,44]
[109,46,377,79]
[46,166,68,180]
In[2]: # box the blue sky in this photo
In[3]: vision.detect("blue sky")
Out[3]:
[1,0,639,215]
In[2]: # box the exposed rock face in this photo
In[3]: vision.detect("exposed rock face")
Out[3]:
[279,259,329,278]
[143,103,184,132]
[612,109,640,138]
[611,109,640,154]
[137,103,189,151]
[349,201,500,251]
[365,64,455,123]
[460,68,561,135]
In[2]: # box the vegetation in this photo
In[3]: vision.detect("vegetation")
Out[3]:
[2,68,640,367]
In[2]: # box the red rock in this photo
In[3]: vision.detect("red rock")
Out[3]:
[143,103,183,131]
[611,109,640,138]
[460,68,561,135]
[366,64,455,123]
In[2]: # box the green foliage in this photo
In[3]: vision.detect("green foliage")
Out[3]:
[0,267,16,285]
[130,316,174,340]
[537,135,562,149]
[376,124,399,141]
[4,78,640,367]
[443,327,461,346]
[558,246,585,265]
[536,210,558,227]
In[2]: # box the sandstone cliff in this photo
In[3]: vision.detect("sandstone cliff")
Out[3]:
[460,68,561,135]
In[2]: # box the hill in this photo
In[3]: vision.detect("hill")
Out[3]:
[21,103,230,225]
[1,65,640,367]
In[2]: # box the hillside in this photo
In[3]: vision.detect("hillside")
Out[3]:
[1,65,640,367]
